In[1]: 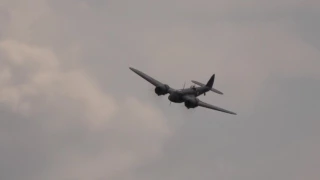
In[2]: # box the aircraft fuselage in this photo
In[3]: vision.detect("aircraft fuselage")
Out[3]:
[168,91,185,103]
[168,86,209,103]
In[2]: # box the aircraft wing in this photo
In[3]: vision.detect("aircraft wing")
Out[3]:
[198,100,237,115]
[129,67,175,92]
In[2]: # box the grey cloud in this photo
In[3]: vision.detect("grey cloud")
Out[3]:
[0,2,170,179]
[292,11,320,49]
[0,6,10,39]
[0,0,319,180]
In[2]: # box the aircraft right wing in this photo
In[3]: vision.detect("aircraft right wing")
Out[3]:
[129,67,175,93]
[198,100,237,115]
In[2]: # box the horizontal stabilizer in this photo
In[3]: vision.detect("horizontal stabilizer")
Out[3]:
[191,80,223,95]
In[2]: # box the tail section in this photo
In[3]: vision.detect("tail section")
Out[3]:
[206,74,215,88]
[191,74,223,95]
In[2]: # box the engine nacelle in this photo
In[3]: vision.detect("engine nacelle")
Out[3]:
[154,84,170,96]
[184,97,199,109]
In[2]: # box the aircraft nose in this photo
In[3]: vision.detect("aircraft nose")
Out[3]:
[168,94,175,102]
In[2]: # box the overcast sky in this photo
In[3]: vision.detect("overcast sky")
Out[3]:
[0,0,319,180]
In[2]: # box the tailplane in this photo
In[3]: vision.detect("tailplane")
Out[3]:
[191,74,223,95]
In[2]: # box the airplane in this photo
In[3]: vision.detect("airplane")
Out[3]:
[129,67,237,115]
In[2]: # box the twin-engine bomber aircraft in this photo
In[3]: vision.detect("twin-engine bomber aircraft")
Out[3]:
[129,67,237,115]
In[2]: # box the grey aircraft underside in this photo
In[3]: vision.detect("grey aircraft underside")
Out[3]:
[129,67,237,115]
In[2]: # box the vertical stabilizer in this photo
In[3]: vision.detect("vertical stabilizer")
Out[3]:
[206,74,215,88]
[191,74,223,95]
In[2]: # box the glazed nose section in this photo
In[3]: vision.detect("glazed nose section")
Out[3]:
[168,94,175,102]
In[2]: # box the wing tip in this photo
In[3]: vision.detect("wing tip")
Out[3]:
[227,110,237,115]
[215,89,224,95]
[224,110,237,115]
[129,67,140,74]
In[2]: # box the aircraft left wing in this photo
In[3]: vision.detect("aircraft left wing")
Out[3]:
[129,67,175,93]
[198,100,237,115]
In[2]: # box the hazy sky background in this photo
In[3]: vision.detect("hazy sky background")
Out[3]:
[0,0,319,179]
